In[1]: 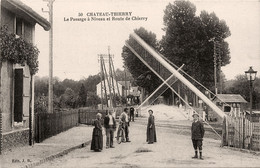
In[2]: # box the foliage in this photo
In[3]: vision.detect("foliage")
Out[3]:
[86,92,101,108]
[59,88,77,108]
[34,94,60,113]
[115,68,134,83]
[160,0,231,90]
[34,94,48,113]
[122,27,161,93]
[78,83,87,107]
[80,74,101,93]
[224,75,260,109]
[0,26,39,75]
[34,71,134,111]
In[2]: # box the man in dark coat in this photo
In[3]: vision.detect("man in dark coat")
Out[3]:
[146,109,156,144]
[191,113,205,159]
[129,106,135,122]
[104,110,116,148]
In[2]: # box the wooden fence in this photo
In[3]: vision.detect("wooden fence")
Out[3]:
[34,109,78,143]
[78,107,123,125]
[252,123,260,151]
[34,107,123,143]
[78,109,107,125]
[223,116,260,151]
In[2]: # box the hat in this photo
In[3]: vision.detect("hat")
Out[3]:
[96,113,102,118]
[192,113,199,117]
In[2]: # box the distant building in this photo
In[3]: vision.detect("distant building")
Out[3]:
[96,80,142,105]
[128,86,141,105]
[118,80,131,97]
[96,79,124,98]
[213,94,248,118]
[1,0,50,153]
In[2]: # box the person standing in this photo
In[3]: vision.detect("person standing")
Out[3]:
[146,109,157,144]
[90,113,103,152]
[120,108,131,142]
[129,106,135,122]
[191,113,205,160]
[104,110,116,148]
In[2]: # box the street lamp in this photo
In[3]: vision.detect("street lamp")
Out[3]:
[245,66,257,123]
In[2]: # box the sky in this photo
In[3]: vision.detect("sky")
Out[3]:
[24,0,260,81]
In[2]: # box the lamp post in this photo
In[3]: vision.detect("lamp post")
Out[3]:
[245,66,257,123]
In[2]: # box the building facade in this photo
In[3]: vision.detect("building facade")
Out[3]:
[1,0,50,153]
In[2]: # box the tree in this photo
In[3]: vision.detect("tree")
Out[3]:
[34,76,48,97]
[78,83,87,107]
[59,88,77,108]
[160,0,231,90]
[115,68,134,84]
[86,92,101,108]
[122,27,161,93]
[81,74,101,93]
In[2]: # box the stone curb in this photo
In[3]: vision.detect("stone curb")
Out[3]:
[222,146,260,156]
[20,140,91,168]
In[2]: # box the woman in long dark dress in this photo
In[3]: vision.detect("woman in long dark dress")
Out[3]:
[146,109,157,144]
[91,113,103,152]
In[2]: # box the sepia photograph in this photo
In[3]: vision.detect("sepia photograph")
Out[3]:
[0,0,260,167]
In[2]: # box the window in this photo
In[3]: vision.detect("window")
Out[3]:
[224,106,231,112]
[16,17,23,37]
[14,69,24,122]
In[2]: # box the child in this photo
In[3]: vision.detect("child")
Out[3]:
[191,113,205,159]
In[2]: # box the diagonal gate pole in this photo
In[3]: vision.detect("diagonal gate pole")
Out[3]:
[129,33,226,119]
[136,64,184,111]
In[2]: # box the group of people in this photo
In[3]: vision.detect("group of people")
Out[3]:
[90,106,157,152]
[90,106,205,160]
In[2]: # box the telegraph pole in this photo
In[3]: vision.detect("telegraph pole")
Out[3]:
[43,0,54,113]
[217,42,222,94]
[213,40,218,95]
[209,37,218,95]
[0,0,3,155]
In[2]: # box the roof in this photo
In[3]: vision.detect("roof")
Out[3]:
[2,0,51,31]
[215,94,248,103]
[245,110,260,115]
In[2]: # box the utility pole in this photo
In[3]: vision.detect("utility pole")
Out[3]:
[209,37,218,95]
[0,0,3,155]
[43,0,54,113]
[213,40,218,95]
[124,66,127,106]
[108,47,116,107]
[99,58,104,109]
[217,42,222,94]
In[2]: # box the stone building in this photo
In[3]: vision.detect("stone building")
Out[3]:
[0,0,50,153]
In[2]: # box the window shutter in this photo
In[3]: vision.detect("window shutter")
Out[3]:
[14,69,24,122]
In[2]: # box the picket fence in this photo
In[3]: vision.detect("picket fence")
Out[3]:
[223,116,260,151]
[34,109,78,143]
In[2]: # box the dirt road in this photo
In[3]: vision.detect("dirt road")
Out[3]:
[36,118,260,168]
